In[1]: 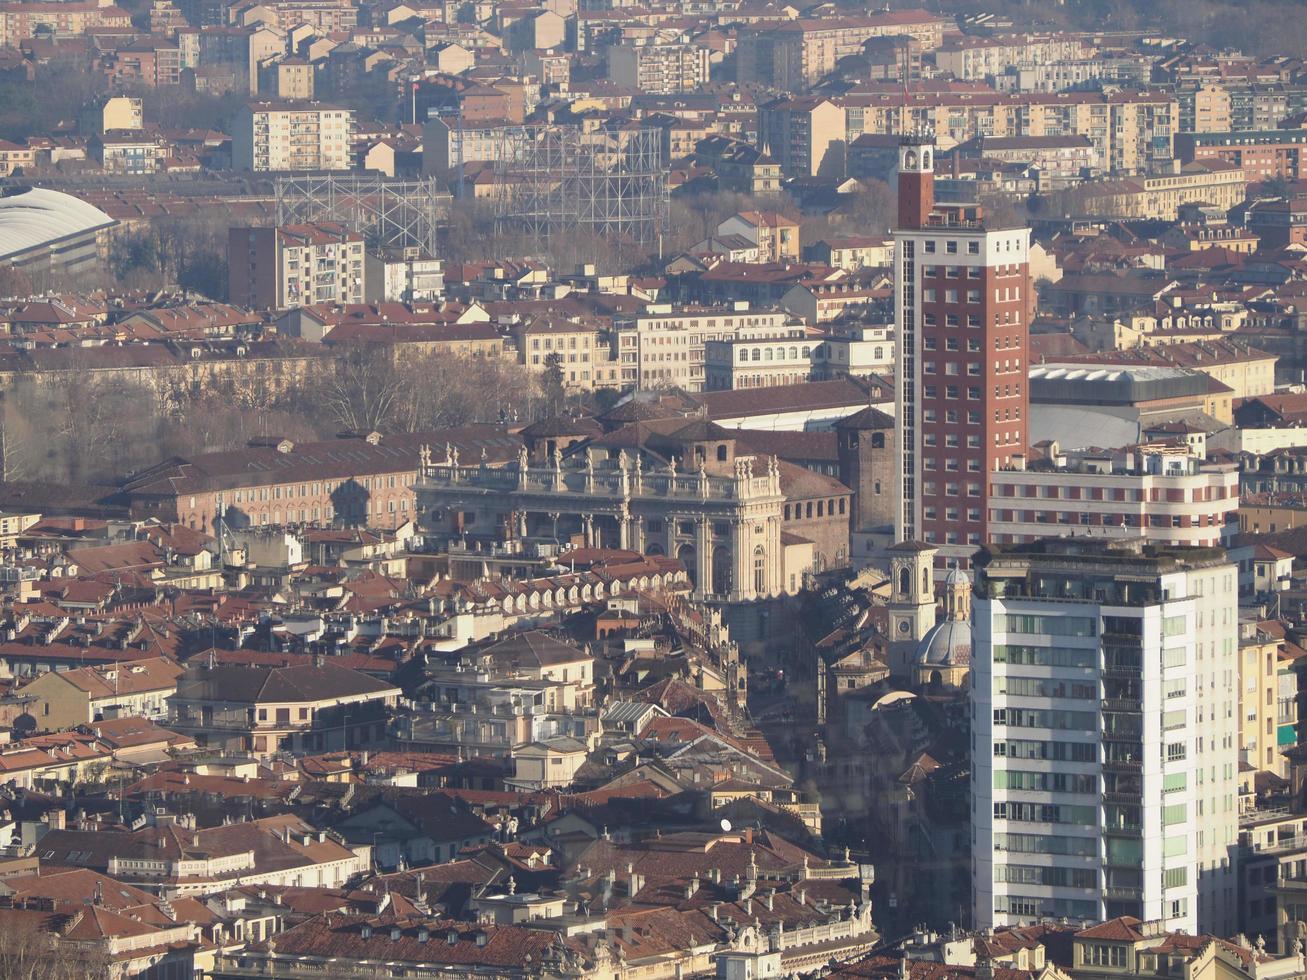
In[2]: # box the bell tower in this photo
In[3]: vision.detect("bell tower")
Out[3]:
[886,540,938,676]
[896,134,934,231]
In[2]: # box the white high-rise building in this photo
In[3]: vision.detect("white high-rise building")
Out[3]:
[972,538,1239,936]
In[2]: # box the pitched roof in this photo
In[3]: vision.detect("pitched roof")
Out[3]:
[260,913,565,968]
[173,662,399,704]
[29,657,181,699]
[478,630,592,669]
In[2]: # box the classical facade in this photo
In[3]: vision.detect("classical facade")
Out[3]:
[414,419,846,601]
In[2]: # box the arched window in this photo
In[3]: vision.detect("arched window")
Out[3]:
[739,348,749,362]
[899,566,910,595]
[816,501,824,517]
[765,349,774,361]
[923,568,930,592]
[805,502,813,518]
[753,546,766,595]
[802,347,811,358]
[784,504,791,520]
[717,444,727,461]
[789,346,798,360]
[871,432,885,449]
[751,349,761,362]
[839,498,846,514]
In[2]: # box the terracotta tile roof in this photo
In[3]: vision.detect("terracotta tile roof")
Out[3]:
[0,868,156,910]
[31,657,181,699]
[259,913,567,968]
[122,426,521,498]
[173,661,399,705]
[1075,915,1147,941]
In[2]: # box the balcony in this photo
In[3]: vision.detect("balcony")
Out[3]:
[1104,885,1143,901]
[1251,833,1307,855]
[1103,790,1142,804]
[1102,698,1141,712]
[1103,758,1143,773]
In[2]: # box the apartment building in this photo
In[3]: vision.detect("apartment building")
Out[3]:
[364,247,443,304]
[845,90,1177,175]
[704,323,893,390]
[1177,129,1307,181]
[1237,619,1299,782]
[227,223,365,311]
[79,96,144,135]
[1076,162,1248,220]
[613,306,794,391]
[169,660,402,758]
[893,135,1032,565]
[935,33,1097,81]
[1176,84,1233,134]
[514,316,619,391]
[607,42,709,95]
[993,59,1103,93]
[22,658,183,730]
[0,139,36,176]
[0,1,131,47]
[736,11,948,90]
[703,324,818,390]
[757,96,846,177]
[231,100,353,172]
[958,135,1100,187]
[987,446,1240,548]
[973,537,1240,935]
[422,116,528,176]
[91,132,166,174]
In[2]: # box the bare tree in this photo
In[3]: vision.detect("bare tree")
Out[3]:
[309,344,409,434]
[0,916,110,980]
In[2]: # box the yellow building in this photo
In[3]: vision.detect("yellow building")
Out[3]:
[845,89,1177,174]
[1076,161,1247,220]
[1239,621,1299,780]
[757,96,847,176]
[514,316,618,391]
[21,657,183,731]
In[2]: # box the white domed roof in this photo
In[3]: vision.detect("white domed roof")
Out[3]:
[0,187,115,261]
[942,566,971,589]
[914,617,972,668]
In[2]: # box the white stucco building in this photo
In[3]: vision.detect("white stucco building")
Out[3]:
[972,538,1239,936]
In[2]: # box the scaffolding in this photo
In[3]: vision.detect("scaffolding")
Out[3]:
[492,126,668,256]
[274,174,447,256]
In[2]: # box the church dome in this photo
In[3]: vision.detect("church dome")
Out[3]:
[941,566,970,590]
[914,617,972,668]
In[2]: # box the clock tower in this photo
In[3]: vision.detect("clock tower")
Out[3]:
[886,540,938,677]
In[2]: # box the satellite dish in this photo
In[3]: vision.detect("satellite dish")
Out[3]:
[720,819,732,833]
